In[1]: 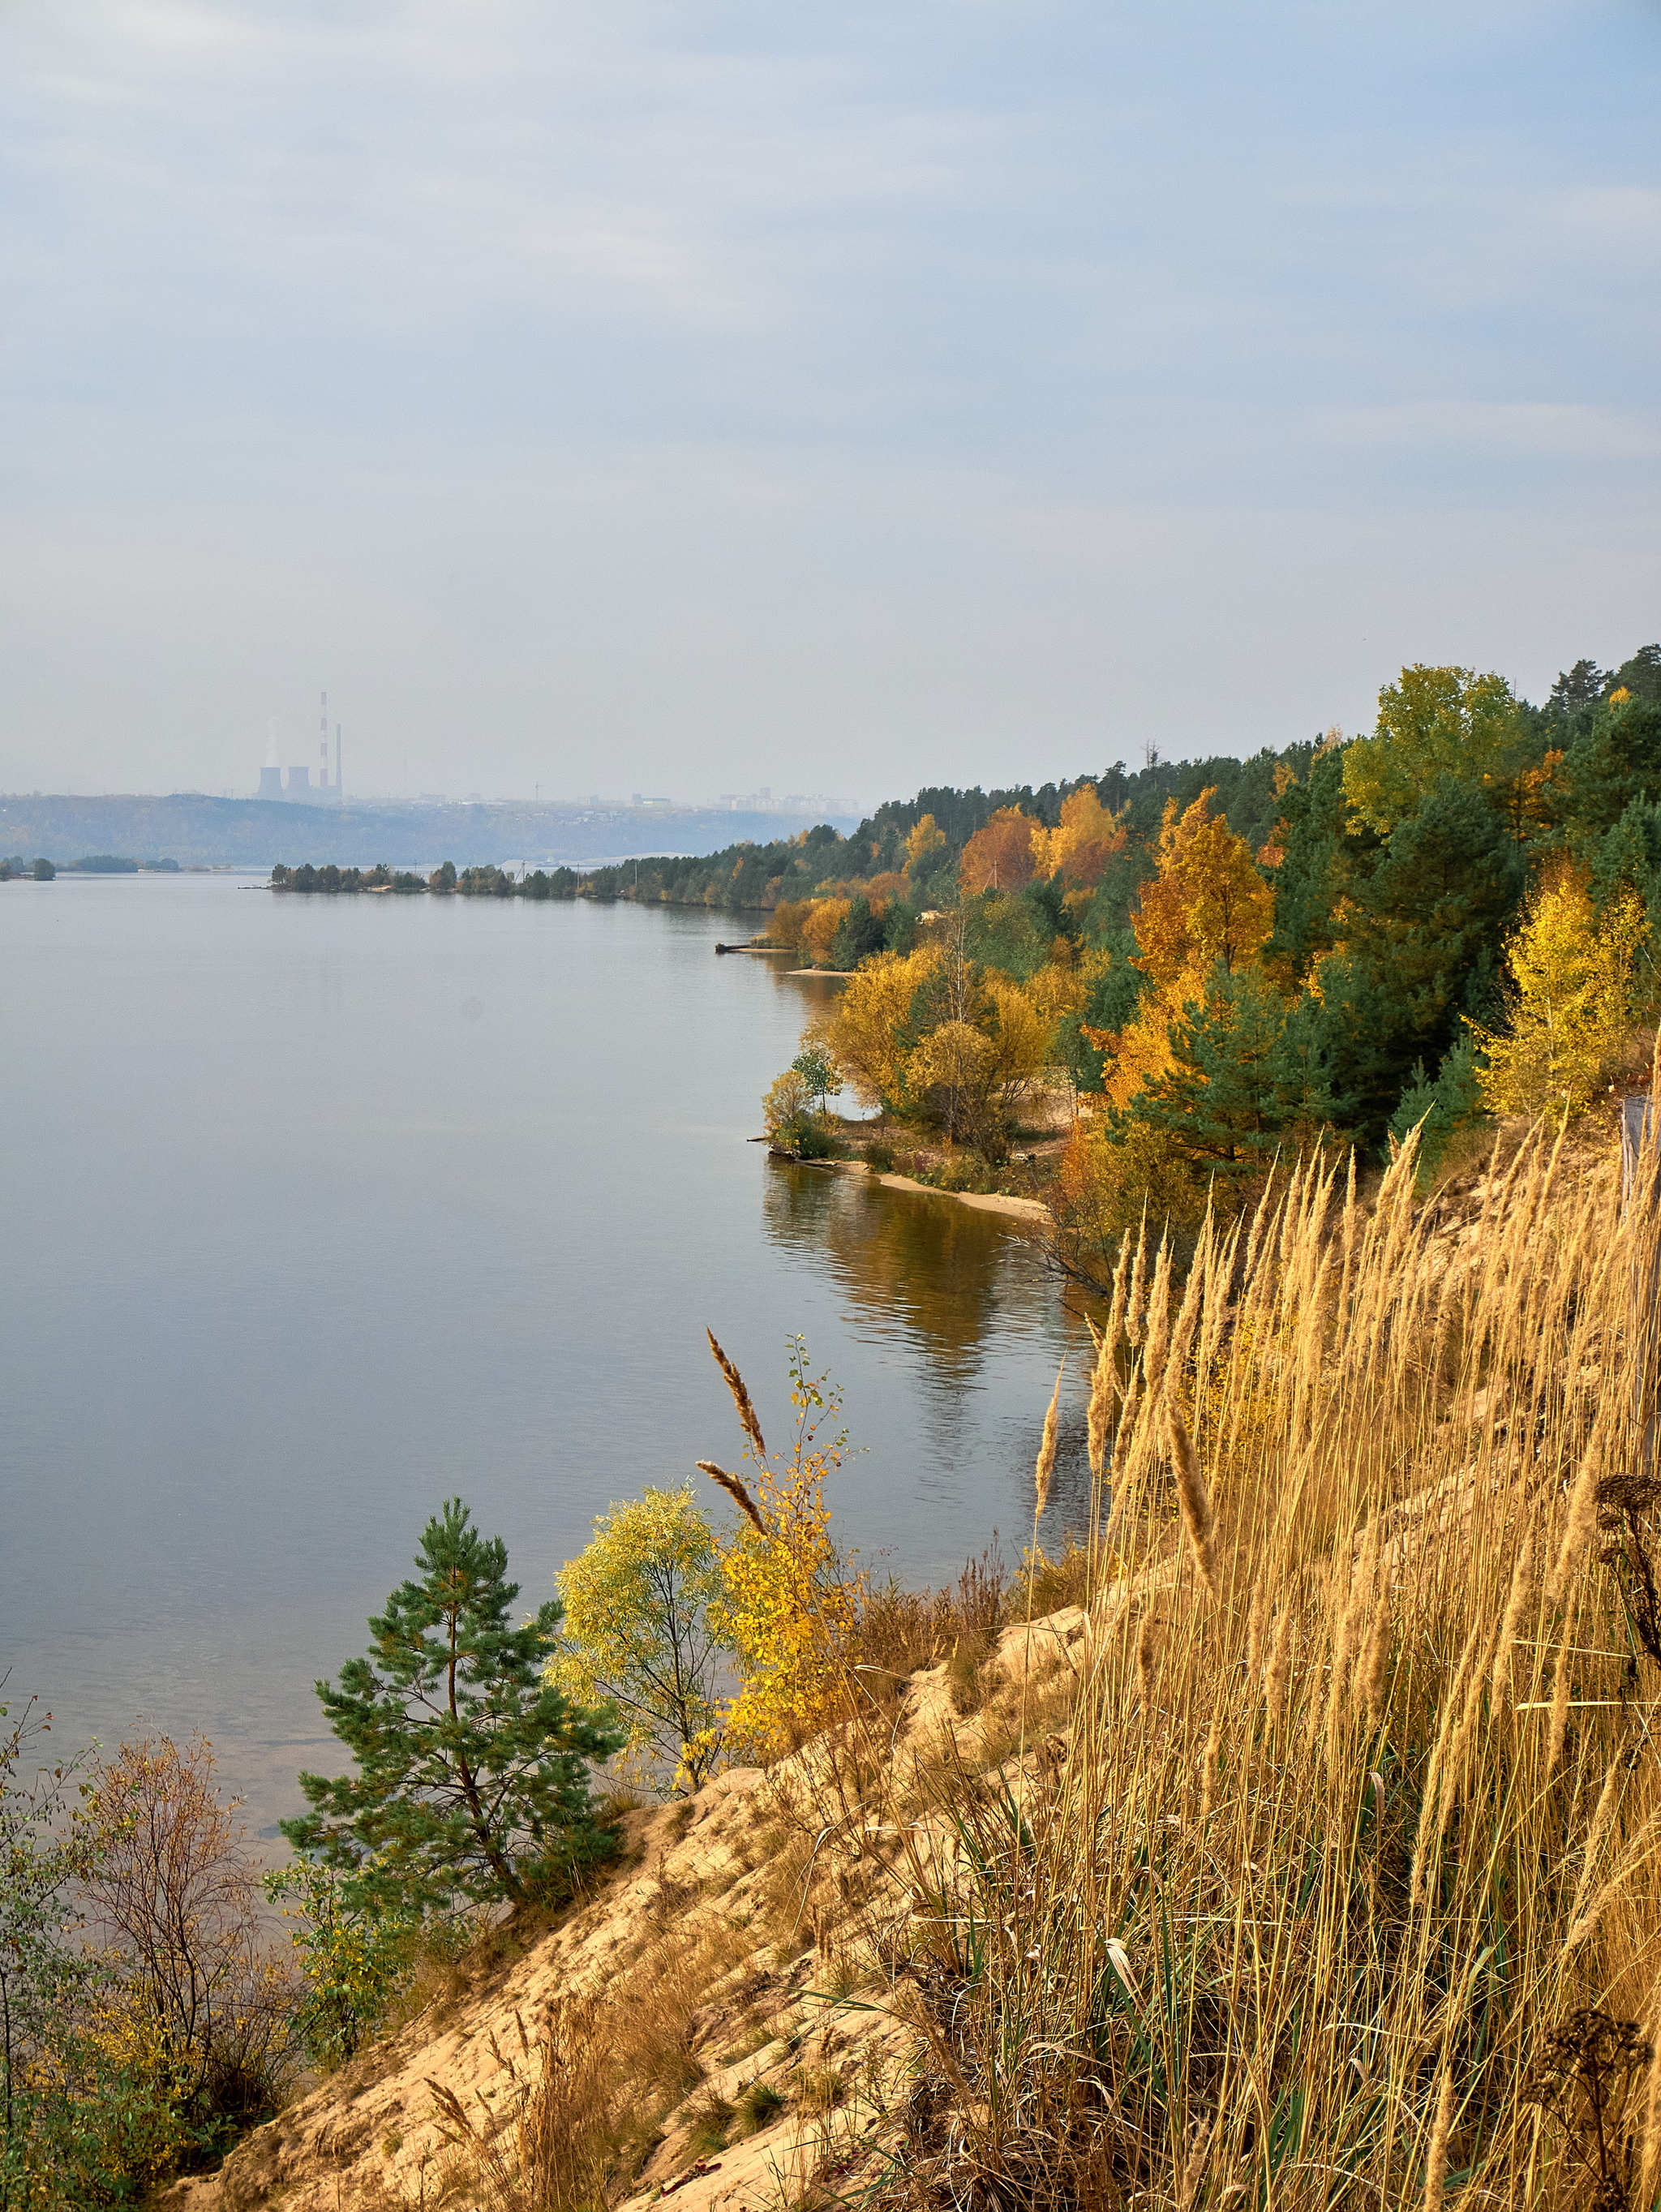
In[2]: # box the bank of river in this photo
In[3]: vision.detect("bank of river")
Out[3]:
[0,877,1093,1836]
[800,1154,1051,1222]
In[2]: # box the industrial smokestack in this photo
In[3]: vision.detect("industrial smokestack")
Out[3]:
[336,722,342,801]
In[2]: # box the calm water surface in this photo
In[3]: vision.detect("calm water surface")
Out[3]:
[1,877,1092,1832]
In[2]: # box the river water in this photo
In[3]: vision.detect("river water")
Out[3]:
[1,875,1092,1833]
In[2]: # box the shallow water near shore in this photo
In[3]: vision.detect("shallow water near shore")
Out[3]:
[0,876,1092,1835]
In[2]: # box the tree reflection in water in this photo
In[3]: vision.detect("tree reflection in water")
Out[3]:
[759,1161,1097,1546]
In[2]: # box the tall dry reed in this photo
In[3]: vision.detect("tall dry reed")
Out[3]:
[885,1124,1661,2210]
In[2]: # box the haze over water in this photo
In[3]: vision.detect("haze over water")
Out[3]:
[2,876,1090,1836]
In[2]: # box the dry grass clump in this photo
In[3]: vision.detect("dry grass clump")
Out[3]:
[425,2000,615,2211]
[607,1913,757,2105]
[1011,1532,1092,1618]
[882,1121,1661,2211]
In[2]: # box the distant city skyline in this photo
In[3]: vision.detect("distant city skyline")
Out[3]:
[2,2,1656,802]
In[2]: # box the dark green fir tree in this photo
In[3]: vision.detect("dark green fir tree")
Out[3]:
[281,1499,624,1914]
[1122,965,1290,1188]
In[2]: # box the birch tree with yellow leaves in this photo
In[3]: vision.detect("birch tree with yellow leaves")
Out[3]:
[1473,867,1646,1118]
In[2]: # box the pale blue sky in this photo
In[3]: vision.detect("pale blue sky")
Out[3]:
[2,1,1658,803]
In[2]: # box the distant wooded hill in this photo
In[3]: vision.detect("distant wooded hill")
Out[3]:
[0,792,856,871]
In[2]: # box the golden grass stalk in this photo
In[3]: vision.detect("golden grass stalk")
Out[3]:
[1545,1646,1573,1785]
[1548,1436,1602,1606]
[697,1460,766,1534]
[1355,1562,1393,1733]
[1165,1397,1217,1601]
[1086,1253,1124,1488]
[706,1326,766,1458]
[1422,2063,1455,2212]
[1489,1526,1534,1717]
[1034,1359,1063,1523]
[1125,1218,1148,1346]
[1263,1605,1292,1729]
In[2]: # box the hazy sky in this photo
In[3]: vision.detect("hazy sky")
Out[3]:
[2,2,1658,806]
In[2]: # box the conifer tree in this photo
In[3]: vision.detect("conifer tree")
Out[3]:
[281,1500,623,1913]
[1122,967,1289,1185]
[1260,748,1358,986]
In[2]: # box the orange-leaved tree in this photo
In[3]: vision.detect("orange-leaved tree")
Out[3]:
[1133,789,1274,988]
[959,807,1039,896]
[800,898,852,968]
[698,1334,864,1760]
[1090,790,1275,1110]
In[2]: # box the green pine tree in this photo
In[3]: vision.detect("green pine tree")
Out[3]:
[1325,774,1523,1135]
[281,1499,624,1914]
[1122,965,1290,1187]
[1260,748,1362,986]
[1387,1036,1486,1181]
[1562,695,1661,841]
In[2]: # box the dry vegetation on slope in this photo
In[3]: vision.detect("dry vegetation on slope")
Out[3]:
[176,1112,1661,2212]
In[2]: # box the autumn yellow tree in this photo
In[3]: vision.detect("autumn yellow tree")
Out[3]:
[959,806,1039,895]
[905,814,947,873]
[1473,868,1646,1117]
[908,973,1050,1150]
[1031,783,1128,887]
[1133,789,1275,986]
[769,898,812,952]
[800,897,851,967]
[820,943,939,1112]
[1089,790,1274,1110]
[699,1337,864,1760]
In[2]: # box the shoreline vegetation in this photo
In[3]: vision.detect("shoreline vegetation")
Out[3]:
[269,641,1661,1277]
[16,1117,1661,2212]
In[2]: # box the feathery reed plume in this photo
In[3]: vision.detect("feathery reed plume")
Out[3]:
[1324,1555,1355,1780]
[1136,1609,1158,1705]
[1167,1222,1207,1383]
[1411,1618,1484,1906]
[697,1460,766,1534]
[1564,1755,1625,1946]
[1179,2118,1214,2210]
[1034,1359,1064,1522]
[1245,1574,1266,1684]
[1356,1563,1393,1733]
[1088,1253,1125,1486]
[1545,1647,1573,1785]
[1436,1625,1496,1843]
[1264,1608,1292,1729]
[1548,1437,1601,1606]
[1423,2063,1456,2212]
[1126,1222,1148,1346]
[1166,1398,1217,1600]
[1144,1237,1173,1393]
[1198,1711,1221,1825]
[1489,1529,1534,1718]
[706,1327,766,1459]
